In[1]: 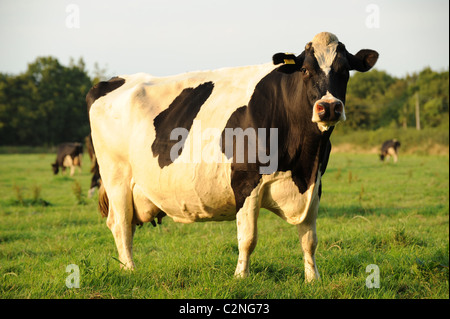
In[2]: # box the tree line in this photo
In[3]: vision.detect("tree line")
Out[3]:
[0,56,448,146]
[0,56,103,146]
[344,67,449,132]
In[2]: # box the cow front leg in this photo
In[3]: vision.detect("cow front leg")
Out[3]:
[106,186,135,270]
[234,200,260,278]
[297,222,320,282]
[297,195,320,282]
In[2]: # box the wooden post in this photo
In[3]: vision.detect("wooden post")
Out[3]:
[415,92,421,130]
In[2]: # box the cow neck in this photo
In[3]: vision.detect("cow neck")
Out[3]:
[271,70,332,193]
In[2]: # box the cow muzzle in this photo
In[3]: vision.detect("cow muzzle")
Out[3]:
[312,92,346,131]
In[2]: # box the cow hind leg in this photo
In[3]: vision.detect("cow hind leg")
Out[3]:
[387,147,398,163]
[104,185,136,270]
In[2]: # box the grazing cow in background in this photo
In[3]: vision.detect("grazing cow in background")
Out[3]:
[88,32,378,281]
[51,142,83,176]
[380,139,401,163]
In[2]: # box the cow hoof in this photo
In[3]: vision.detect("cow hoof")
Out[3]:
[234,269,249,279]
[304,271,320,283]
[119,261,135,270]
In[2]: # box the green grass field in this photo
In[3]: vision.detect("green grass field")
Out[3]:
[0,152,448,299]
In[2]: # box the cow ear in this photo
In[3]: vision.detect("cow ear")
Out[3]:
[273,52,304,74]
[348,49,379,72]
[273,53,297,65]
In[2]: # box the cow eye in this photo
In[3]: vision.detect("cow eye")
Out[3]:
[301,67,310,76]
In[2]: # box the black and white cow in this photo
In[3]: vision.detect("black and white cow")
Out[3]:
[380,139,401,163]
[51,142,83,176]
[88,32,378,281]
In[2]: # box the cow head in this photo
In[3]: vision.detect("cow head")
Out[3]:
[273,32,378,132]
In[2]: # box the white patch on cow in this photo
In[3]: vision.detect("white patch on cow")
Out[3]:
[311,91,345,132]
[311,32,339,76]
[63,155,73,167]
[386,147,398,163]
[62,155,79,176]
[259,169,320,225]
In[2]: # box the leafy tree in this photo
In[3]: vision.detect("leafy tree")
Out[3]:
[344,67,448,131]
[0,56,92,146]
[0,73,38,144]
[380,78,408,128]
[344,70,396,130]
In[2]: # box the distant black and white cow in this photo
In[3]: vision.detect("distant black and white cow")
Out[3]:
[88,32,378,281]
[51,142,83,176]
[380,139,401,163]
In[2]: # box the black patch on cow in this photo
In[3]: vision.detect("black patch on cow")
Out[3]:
[151,82,214,167]
[221,104,263,212]
[221,69,334,212]
[86,77,126,112]
[230,169,262,211]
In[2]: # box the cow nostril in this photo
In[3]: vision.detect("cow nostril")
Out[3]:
[316,103,325,113]
[334,102,343,114]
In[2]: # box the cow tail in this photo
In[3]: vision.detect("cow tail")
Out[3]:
[98,183,109,218]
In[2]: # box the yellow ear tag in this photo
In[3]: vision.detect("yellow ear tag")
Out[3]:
[284,59,295,64]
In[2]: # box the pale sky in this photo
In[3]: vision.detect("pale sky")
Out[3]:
[0,0,448,79]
